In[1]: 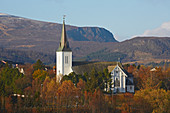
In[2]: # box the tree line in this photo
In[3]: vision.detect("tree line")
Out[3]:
[0,60,169,113]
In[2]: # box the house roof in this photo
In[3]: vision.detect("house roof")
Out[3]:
[126,78,134,85]
[57,19,72,52]
[108,62,133,78]
[108,65,116,73]
[150,68,157,72]
[118,62,134,77]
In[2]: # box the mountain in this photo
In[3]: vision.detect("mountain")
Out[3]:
[0,13,170,64]
[83,37,170,63]
[0,13,117,42]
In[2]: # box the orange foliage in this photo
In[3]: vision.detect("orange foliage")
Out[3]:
[57,80,78,108]
[5,96,13,113]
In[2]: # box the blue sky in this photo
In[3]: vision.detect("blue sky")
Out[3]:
[1,0,170,41]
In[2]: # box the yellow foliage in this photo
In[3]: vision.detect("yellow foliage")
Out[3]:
[32,69,48,81]
[134,89,170,113]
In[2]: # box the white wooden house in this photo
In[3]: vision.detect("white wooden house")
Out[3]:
[107,63,134,93]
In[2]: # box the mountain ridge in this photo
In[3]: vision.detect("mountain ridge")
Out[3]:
[0,13,170,64]
[0,13,117,42]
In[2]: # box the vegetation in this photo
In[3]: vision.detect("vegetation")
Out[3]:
[0,47,54,65]
[73,61,117,75]
[0,60,170,113]
[84,48,127,62]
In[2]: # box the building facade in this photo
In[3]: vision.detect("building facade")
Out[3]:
[107,63,134,93]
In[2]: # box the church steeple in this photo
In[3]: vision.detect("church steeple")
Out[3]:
[56,16,73,82]
[57,16,71,51]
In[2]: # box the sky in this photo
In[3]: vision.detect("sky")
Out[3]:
[1,0,170,41]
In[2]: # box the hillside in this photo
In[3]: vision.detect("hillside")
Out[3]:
[0,13,170,64]
[0,47,54,64]
[84,37,170,63]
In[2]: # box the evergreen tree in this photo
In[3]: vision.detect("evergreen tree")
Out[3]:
[33,59,45,71]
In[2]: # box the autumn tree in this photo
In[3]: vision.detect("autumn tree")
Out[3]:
[43,78,59,107]
[88,89,109,113]
[62,72,85,87]
[32,69,48,82]
[77,79,86,106]
[134,89,169,113]
[57,80,78,110]
[120,93,134,113]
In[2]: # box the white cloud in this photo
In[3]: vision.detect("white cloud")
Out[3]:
[142,21,170,37]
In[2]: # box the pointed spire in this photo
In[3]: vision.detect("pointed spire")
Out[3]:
[57,16,71,51]
[117,57,123,69]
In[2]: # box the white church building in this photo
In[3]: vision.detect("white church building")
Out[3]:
[56,18,73,82]
[108,63,134,93]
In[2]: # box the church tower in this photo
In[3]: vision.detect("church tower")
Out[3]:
[56,17,73,82]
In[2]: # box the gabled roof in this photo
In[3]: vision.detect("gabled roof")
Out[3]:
[57,19,72,52]
[126,78,134,85]
[108,62,133,78]
[150,68,157,72]
[108,65,116,73]
[118,62,134,77]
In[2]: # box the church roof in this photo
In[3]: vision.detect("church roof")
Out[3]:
[108,62,133,77]
[126,78,134,85]
[57,18,72,52]
[108,65,117,73]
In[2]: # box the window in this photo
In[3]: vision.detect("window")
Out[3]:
[59,56,60,64]
[115,78,120,87]
[65,56,68,64]
[130,86,132,90]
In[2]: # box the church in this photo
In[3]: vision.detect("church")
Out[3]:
[56,17,73,82]
[108,63,134,93]
[56,17,134,93]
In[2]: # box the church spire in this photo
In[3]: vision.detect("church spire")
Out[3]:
[57,16,71,51]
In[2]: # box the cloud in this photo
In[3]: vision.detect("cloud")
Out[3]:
[142,21,170,37]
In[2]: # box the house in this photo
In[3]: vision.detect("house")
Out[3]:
[16,64,25,75]
[1,60,25,74]
[107,63,134,93]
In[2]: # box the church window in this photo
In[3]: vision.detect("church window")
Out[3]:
[130,86,132,90]
[115,78,120,87]
[115,70,118,73]
[65,56,68,64]
[59,56,60,64]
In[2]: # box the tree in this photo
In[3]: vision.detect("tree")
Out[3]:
[62,72,85,87]
[77,79,86,106]
[32,69,48,82]
[85,68,98,92]
[103,68,111,92]
[57,80,78,109]
[134,89,170,113]
[88,89,109,113]
[44,78,58,107]
[33,59,45,71]
[0,65,23,110]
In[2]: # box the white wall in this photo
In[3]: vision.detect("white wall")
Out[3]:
[111,65,126,93]
[56,51,73,77]
[126,85,134,93]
